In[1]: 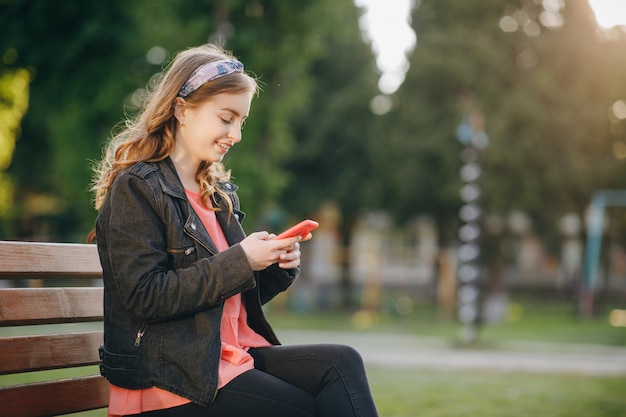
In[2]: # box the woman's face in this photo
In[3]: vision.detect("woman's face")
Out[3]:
[174,92,252,167]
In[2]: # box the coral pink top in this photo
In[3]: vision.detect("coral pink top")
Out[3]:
[107,189,271,417]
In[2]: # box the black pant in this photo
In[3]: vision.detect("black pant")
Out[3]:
[132,344,379,417]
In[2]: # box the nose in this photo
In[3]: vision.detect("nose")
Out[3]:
[228,123,242,143]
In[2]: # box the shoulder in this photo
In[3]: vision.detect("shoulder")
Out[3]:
[109,161,162,204]
[108,162,159,189]
[126,161,159,179]
[115,161,168,193]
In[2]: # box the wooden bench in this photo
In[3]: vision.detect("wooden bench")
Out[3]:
[0,240,108,417]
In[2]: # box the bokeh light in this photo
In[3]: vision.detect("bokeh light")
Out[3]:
[609,309,626,327]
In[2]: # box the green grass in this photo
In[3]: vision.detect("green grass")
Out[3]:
[367,368,626,417]
[3,297,625,416]
[265,297,626,416]
[264,296,626,346]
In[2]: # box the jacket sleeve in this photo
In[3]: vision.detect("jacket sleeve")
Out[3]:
[220,184,299,306]
[97,170,256,323]
[257,264,298,305]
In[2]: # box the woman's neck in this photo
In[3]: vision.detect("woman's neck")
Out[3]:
[170,152,200,193]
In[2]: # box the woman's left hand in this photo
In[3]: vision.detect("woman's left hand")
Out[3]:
[277,240,301,269]
[274,232,311,269]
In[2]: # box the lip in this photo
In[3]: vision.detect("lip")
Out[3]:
[217,142,232,153]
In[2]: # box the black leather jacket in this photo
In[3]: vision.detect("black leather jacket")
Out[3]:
[96,157,297,406]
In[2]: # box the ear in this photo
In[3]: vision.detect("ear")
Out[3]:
[173,97,188,124]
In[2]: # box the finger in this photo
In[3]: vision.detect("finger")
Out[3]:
[279,241,301,258]
[284,242,300,252]
[272,236,300,250]
[279,258,300,269]
[250,231,271,240]
[278,251,293,262]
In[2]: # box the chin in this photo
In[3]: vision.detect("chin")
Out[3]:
[201,152,223,163]
[207,155,225,163]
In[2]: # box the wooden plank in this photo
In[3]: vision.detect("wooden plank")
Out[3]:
[0,288,103,326]
[0,332,103,374]
[0,375,109,417]
[0,241,109,414]
[0,241,102,280]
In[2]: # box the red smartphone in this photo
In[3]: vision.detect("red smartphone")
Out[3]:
[275,219,319,240]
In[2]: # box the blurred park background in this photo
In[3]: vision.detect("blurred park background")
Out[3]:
[2,0,626,415]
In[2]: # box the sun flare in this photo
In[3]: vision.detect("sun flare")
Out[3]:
[588,0,626,28]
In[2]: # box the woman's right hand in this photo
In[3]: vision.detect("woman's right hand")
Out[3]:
[239,232,302,271]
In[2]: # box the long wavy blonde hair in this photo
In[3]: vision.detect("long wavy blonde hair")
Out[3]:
[91,44,258,211]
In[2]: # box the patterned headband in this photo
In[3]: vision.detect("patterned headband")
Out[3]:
[178,59,244,97]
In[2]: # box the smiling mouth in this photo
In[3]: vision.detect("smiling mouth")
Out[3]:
[218,142,231,152]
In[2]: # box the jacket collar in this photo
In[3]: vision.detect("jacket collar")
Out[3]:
[213,192,246,245]
[154,157,246,246]
[155,157,240,201]
[155,157,187,200]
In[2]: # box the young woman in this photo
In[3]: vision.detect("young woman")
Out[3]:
[92,44,379,417]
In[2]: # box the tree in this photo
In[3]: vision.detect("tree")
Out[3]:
[366,0,626,249]
[476,0,626,251]
[0,0,372,240]
[312,0,626,315]
[0,1,140,240]
[366,0,513,244]
[279,1,379,227]
[0,67,30,229]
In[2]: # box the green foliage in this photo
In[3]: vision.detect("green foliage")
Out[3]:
[2,0,626,255]
[0,68,30,221]
[277,1,379,234]
[373,0,626,249]
[0,0,365,239]
[223,1,334,223]
[1,0,140,239]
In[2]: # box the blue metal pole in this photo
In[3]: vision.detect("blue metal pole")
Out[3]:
[582,191,605,293]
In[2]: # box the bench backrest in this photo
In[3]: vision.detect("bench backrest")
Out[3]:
[0,241,108,417]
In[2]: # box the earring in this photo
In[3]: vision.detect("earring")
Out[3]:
[180,119,185,127]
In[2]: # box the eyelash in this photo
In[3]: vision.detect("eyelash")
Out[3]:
[221,118,246,129]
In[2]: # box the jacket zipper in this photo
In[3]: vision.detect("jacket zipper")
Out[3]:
[134,323,148,346]
[184,228,216,256]
[166,246,196,256]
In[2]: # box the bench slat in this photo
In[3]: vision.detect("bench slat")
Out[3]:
[0,287,103,326]
[0,331,103,375]
[0,241,109,414]
[0,375,109,417]
[0,241,102,280]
